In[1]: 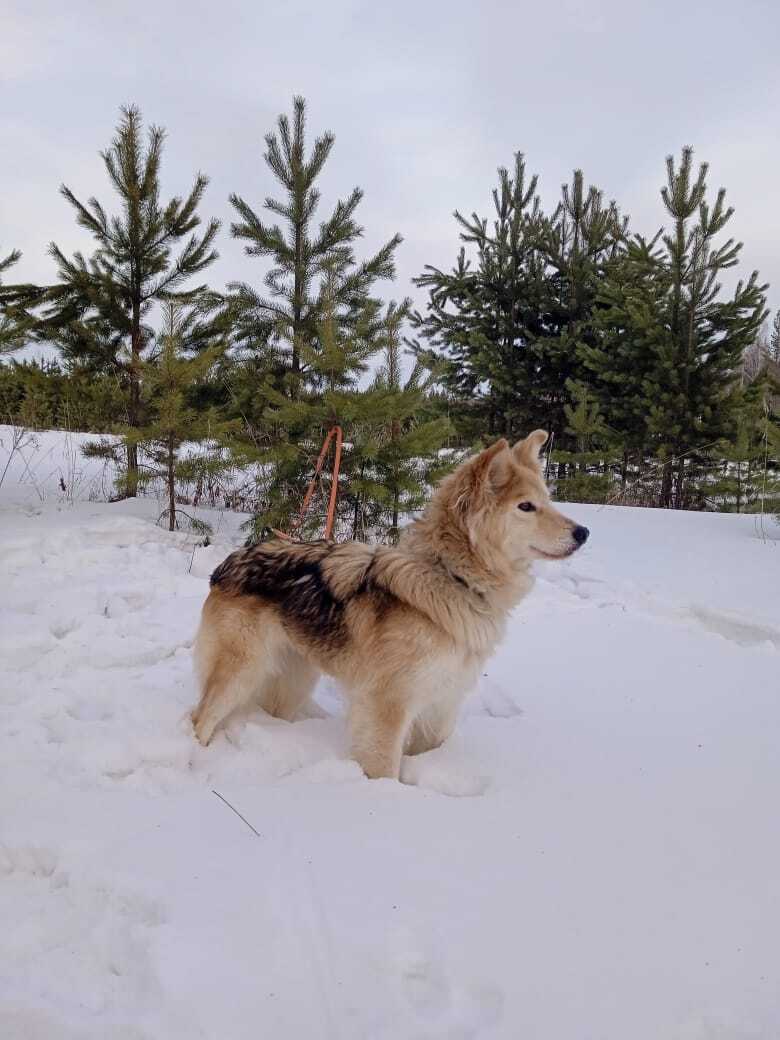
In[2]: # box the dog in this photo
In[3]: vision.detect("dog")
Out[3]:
[190,431,589,779]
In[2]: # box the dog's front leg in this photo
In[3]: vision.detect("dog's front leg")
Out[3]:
[404,700,460,756]
[348,689,410,780]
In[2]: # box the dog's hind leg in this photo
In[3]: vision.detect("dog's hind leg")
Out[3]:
[192,656,265,746]
[191,591,283,745]
[263,650,320,722]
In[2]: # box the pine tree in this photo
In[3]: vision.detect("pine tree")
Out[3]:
[540,171,627,446]
[247,279,451,542]
[581,233,673,494]
[251,262,382,538]
[227,97,405,538]
[584,150,767,508]
[770,310,780,364]
[712,371,780,513]
[411,154,546,438]
[354,300,452,542]
[653,147,766,507]
[411,158,625,445]
[552,379,616,503]
[0,247,37,354]
[42,105,220,495]
[85,302,236,529]
[228,96,401,394]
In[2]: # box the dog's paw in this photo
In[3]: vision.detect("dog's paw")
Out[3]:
[400,747,489,797]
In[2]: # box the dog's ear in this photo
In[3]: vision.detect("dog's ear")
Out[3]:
[513,430,548,470]
[470,438,511,501]
[451,439,511,534]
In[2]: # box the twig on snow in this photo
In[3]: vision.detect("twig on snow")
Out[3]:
[211,789,262,838]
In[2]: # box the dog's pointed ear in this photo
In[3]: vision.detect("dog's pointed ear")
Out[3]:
[451,439,511,532]
[470,438,511,498]
[513,430,549,470]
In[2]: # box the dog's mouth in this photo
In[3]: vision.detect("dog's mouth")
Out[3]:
[530,545,577,560]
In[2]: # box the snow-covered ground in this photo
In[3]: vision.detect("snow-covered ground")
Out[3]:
[1,426,779,1040]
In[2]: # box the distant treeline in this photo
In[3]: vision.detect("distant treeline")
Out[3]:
[1,98,779,535]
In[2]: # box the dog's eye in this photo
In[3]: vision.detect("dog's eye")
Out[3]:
[517,502,536,513]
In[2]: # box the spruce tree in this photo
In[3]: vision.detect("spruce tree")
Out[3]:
[42,105,220,495]
[228,96,401,392]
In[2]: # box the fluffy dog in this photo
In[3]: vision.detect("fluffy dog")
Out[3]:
[191,431,589,779]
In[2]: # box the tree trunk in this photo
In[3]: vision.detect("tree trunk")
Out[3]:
[126,295,142,497]
[291,215,303,384]
[390,416,401,544]
[660,459,673,508]
[352,495,360,541]
[167,435,176,532]
[391,491,399,546]
[672,455,686,510]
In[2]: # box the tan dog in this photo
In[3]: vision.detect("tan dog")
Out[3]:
[191,432,588,779]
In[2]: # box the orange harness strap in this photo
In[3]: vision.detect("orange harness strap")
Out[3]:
[274,425,343,542]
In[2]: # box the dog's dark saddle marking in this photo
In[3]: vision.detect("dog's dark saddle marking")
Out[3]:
[211,540,350,648]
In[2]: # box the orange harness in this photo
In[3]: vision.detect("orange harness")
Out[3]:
[273,425,343,542]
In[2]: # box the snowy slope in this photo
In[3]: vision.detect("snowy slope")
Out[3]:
[1,427,779,1040]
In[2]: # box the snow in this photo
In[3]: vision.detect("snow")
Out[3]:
[1,425,779,1039]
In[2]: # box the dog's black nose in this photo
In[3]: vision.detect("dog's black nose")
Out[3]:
[572,525,589,546]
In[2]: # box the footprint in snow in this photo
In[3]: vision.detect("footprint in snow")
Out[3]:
[400,745,489,798]
[0,843,167,1024]
[370,929,503,1039]
[474,675,523,718]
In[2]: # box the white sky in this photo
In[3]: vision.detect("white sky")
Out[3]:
[3,0,778,325]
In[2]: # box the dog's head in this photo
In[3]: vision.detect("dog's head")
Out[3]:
[444,432,589,563]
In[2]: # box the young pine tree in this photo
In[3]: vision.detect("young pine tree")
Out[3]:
[540,170,627,446]
[584,152,767,508]
[770,311,780,364]
[43,106,220,495]
[252,262,382,538]
[711,378,779,513]
[411,154,546,439]
[552,380,615,503]
[87,302,236,530]
[354,300,452,542]
[582,233,673,494]
[0,247,37,354]
[653,147,767,507]
[228,96,401,395]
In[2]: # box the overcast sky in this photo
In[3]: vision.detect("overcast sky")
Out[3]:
[3,0,778,326]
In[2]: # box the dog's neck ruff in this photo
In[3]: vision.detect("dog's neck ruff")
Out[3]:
[435,557,487,601]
